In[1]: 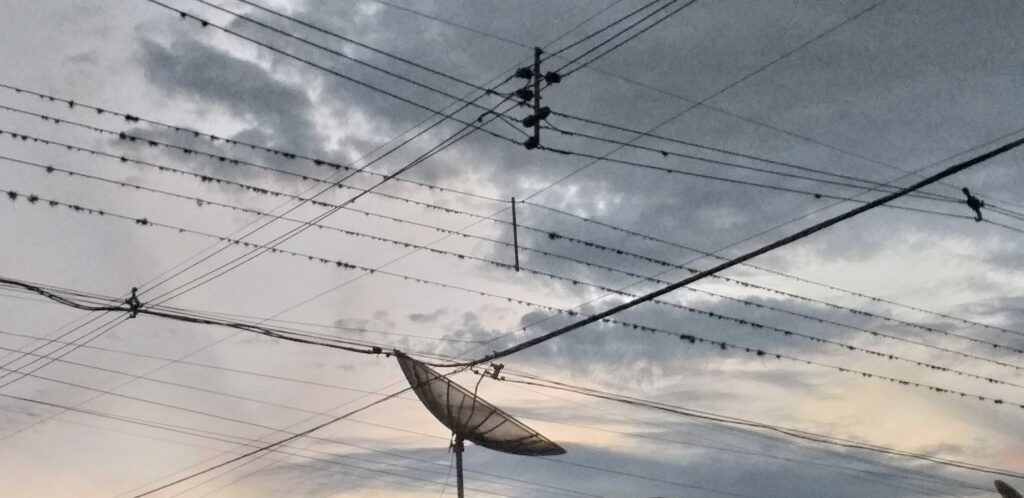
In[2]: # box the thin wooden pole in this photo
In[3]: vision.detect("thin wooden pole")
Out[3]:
[511,197,520,271]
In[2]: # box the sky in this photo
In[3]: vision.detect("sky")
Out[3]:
[1,0,1024,496]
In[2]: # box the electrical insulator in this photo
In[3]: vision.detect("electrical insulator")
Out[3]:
[514,67,533,79]
[524,136,539,150]
[522,115,539,128]
[515,88,534,101]
[536,106,551,120]
[544,72,562,84]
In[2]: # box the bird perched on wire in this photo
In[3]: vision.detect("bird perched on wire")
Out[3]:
[962,187,985,222]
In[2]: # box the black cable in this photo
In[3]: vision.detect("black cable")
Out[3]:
[8,177,1023,370]
[3,105,971,223]
[537,143,972,218]
[0,82,507,203]
[542,118,960,204]
[5,260,1024,409]
[545,0,665,58]
[7,141,1023,358]
[502,372,1024,479]
[11,154,1021,372]
[143,96,517,308]
[447,132,1024,367]
[190,0,523,121]
[141,0,522,148]
[554,0,693,75]
[4,276,1019,489]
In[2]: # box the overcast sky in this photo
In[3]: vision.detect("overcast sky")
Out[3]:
[1,0,1024,496]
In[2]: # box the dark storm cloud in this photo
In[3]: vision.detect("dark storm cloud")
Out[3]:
[136,32,331,181]
[127,0,999,281]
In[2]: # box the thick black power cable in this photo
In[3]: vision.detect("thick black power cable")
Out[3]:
[11,154,1022,372]
[5,258,1024,409]
[10,166,1024,386]
[0,282,1015,487]
[227,0,486,92]
[0,324,967,496]
[5,89,1020,341]
[447,132,1024,367]
[11,123,1005,355]
[9,151,1024,367]
[536,143,970,218]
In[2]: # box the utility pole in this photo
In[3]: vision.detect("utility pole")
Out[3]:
[516,47,560,150]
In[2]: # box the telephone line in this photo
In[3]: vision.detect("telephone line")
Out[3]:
[141,0,524,149]
[6,131,1017,356]
[558,0,696,76]
[8,158,1024,376]
[10,154,1022,373]
[1,105,971,220]
[441,131,1024,368]
[4,258,1024,410]
[0,82,506,203]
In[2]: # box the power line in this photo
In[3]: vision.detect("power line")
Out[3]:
[9,159,1024,384]
[534,142,971,219]
[520,201,1024,340]
[8,130,1020,360]
[442,131,1024,367]
[500,371,1024,480]
[0,284,1011,489]
[0,105,974,220]
[0,82,507,203]
[9,154,1021,373]
[557,0,697,76]
[544,0,660,58]
[10,111,1015,354]
[4,257,1024,410]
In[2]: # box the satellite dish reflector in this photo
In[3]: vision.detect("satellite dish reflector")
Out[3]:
[397,355,565,456]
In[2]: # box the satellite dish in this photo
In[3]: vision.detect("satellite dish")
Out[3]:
[397,355,565,497]
[996,480,1023,498]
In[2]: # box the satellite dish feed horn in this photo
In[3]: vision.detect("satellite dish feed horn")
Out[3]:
[397,355,565,497]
